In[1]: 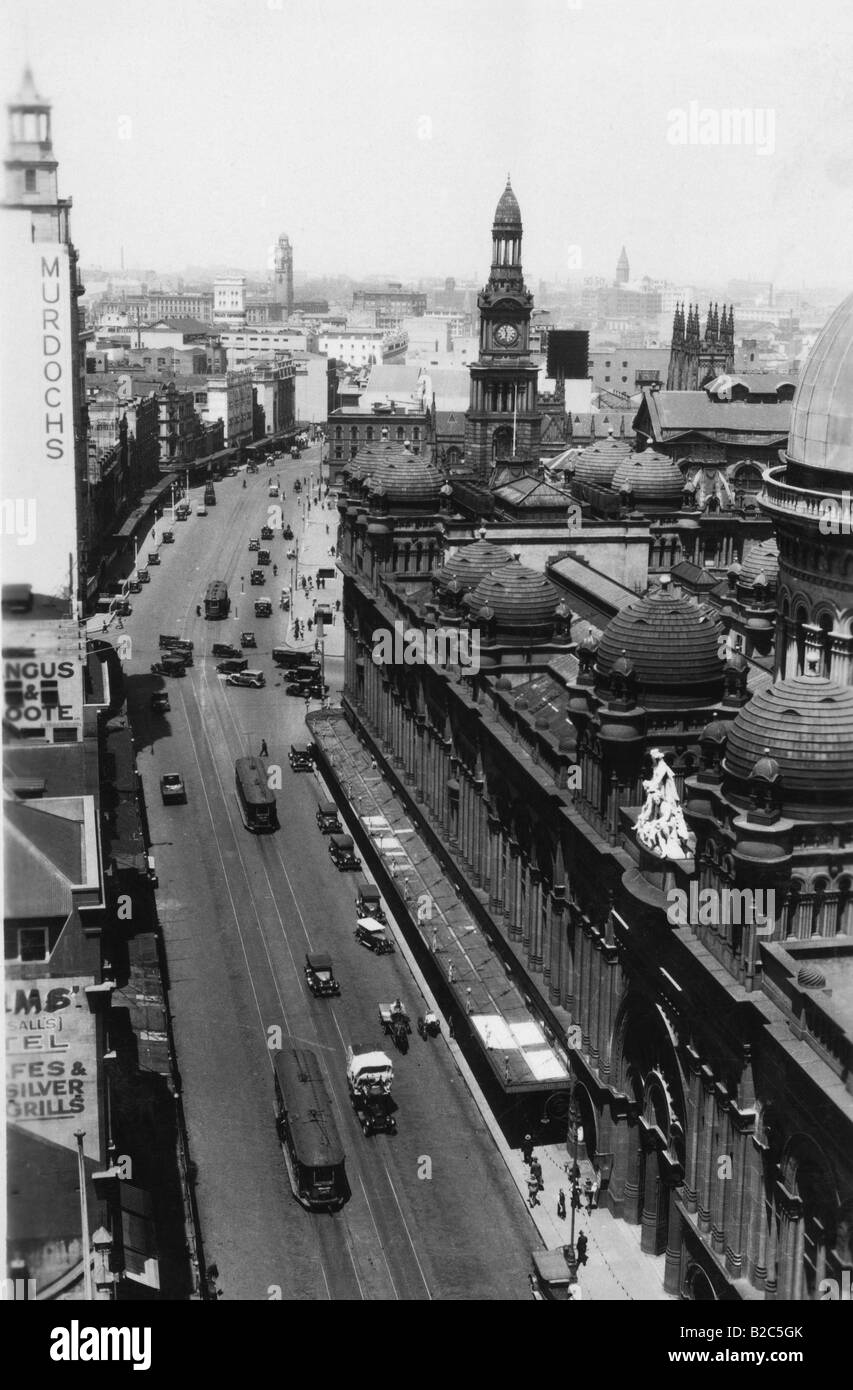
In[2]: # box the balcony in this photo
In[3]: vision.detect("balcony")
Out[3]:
[759,465,846,527]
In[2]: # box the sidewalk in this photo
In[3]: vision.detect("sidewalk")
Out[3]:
[283,490,344,658]
[308,708,671,1300]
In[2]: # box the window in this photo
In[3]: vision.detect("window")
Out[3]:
[605,376,610,383]
[10,927,50,962]
[366,426,374,441]
[622,361,628,367]
[622,376,628,383]
[396,426,405,441]
[413,427,420,440]
[335,447,343,459]
[25,168,36,192]
[605,360,611,367]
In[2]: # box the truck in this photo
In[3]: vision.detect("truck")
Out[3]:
[346,1045,396,1136]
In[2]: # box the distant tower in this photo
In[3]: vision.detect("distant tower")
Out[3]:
[273,233,294,315]
[4,65,64,236]
[667,301,734,389]
[615,245,630,285]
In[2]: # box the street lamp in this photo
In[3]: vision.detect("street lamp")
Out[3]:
[540,1074,581,1285]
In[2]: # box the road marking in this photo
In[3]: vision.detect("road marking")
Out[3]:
[382,1160,432,1300]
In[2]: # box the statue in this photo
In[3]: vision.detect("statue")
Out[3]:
[636,748,696,860]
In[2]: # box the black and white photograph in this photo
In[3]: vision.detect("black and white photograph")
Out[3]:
[2,0,852,1353]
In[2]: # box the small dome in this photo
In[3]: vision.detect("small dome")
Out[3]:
[366,522,391,536]
[597,589,725,705]
[346,440,442,505]
[750,748,780,781]
[572,433,633,488]
[611,449,684,501]
[435,538,512,598]
[495,675,513,691]
[787,291,853,479]
[724,674,853,807]
[702,716,729,745]
[464,559,562,641]
[740,538,779,587]
[797,963,827,989]
[494,177,522,227]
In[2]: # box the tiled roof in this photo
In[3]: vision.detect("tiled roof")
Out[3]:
[787,291,853,475]
[740,537,779,586]
[436,539,513,596]
[346,440,443,504]
[642,390,791,437]
[724,675,853,800]
[611,448,684,500]
[465,558,561,637]
[573,434,633,486]
[494,178,522,227]
[597,589,725,702]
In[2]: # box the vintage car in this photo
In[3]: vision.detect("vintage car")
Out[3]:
[128,580,142,594]
[211,642,241,658]
[150,692,171,713]
[216,657,248,674]
[291,446,300,459]
[248,537,260,552]
[148,552,161,565]
[159,634,193,651]
[329,835,361,872]
[240,631,257,648]
[354,917,394,954]
[226,669,265,689]
[304,952,340,998]
[250,569,266,586]
[355,882,387,924]
[162,530,175,544]
[254,598,272,617]
[268,484,279,498]
[150,656,186,677]
[289,743,314,772]
[160,772,186,804]
[285,677,326,697]
[112,598,132,616]
[196,504,207,516]
[171,643,193,666]
[316,799,342,834]
[293,479,302,493]
[137,568,150,583]
[529,1250,580,1302]
[260,525,274,540]
[283,525,294,540]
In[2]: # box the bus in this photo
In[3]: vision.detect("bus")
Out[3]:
[235,756,278,832]
[273,1047,348,1211]
[204,580,229,619]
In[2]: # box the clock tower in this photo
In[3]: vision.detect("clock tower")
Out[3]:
[464,176,541,482]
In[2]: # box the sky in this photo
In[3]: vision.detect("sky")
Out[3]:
[3,0,853,289]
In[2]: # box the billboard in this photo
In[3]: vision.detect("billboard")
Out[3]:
[2,618,85,740]
[547,329,590,381]
[6,975,100,1161]
[0,215,79,596]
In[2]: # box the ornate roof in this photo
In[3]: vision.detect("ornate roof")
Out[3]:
[739,537,779,587]
[723,674,853,804]
[464,558,561,639]
[611,448,684,500]
[435,539,512,597]
[572,433,634,487]
[493,177,522,228]
[787,290,853,477]
[596,588,725,703]
[343,440,443,505]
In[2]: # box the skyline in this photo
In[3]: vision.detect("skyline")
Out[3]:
[3,0,853,288]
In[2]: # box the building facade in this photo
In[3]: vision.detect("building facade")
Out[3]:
[667,304,735,390]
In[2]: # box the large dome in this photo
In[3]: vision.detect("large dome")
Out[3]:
[596,587,725,704]
[787,291,853,478]
[739,537,779,587]
[464,558,561,640]
[493,177,522,227]
[572,433,634,488]
[611,448,684,502]
[723,674,853,806]
[345,440,443,505]
[435,538,512,597]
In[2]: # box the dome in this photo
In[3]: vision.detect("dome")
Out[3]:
[739,537,779,587]
[596,588,725,704]
[797,964,827,989]
[723,674,853,804]
[435,538,512,597]
[787,291,853,478]
[346,440,442,505]
[572,433,634,487]
[464,559,561,640]
[494,177,522,227]
[611,449,684,502]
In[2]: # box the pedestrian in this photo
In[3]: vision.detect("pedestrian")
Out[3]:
[370,756,378,771]
[571,1180,581,1212]
[575,1231,588,1267]
[591,1168,601,1210]
[260,739,268,757]
[307,619,313,632]
[557,1188,567,1220]
[527,1175,540,1209]
[584,1176,594,1210]
[521,1134,534,1165]
[530,1157,543,1190]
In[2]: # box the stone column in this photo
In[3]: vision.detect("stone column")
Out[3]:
[588,933,602,1070]
[529,868,543,970]
[698,1069,717,1235]
[725,1117,752,1280]
[682,1046,703,1215]
[710,1086,731,1255]
[487,818,502,910]
[507,841,521,941]
[664,1183,684,1295]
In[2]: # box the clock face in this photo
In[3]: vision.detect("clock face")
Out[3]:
[494,322,519,347]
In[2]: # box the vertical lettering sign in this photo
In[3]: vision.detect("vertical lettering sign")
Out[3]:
[0,220,79,593]
[5,978,100,1160]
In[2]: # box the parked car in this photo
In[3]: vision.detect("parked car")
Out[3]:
[289,743,314,772]
[329,834,361,871]
[171,643,193,666]
[150,656,186,677]
[160,772,186,804]
[162,530,174,543]
[212,642,241,658]
[128,580,142,594]
[112,599,132,616]
[137,569,150,583]
[355,882,387,924]
[354,917,394,953]
[217,657,248,674]
[148,552,161,565]
[226,669,265,689]
[304,952,340,998]
[196,504,207,516]
[150,692,171,713]
[316,799,342,833]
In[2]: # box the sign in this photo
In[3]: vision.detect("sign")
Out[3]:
[5,976,100,1160]
[0,217,79,596]
[3,622,84,739]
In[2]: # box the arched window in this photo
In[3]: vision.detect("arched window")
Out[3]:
[335,425,342,441]
[366,425,374,442]
[396,426,405,442]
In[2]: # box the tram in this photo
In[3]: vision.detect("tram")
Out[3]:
[204,579,230,619]
[235,756,278,832]
[273,1046,348,1211]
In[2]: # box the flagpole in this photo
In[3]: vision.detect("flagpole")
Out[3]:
[512,383,518,455]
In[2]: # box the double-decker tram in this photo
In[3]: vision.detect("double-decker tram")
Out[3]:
[204,580,230,619]
[235,756,278,832]
[273,1047,348,1211]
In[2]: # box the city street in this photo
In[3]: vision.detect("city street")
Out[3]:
[120,446,537,1300]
